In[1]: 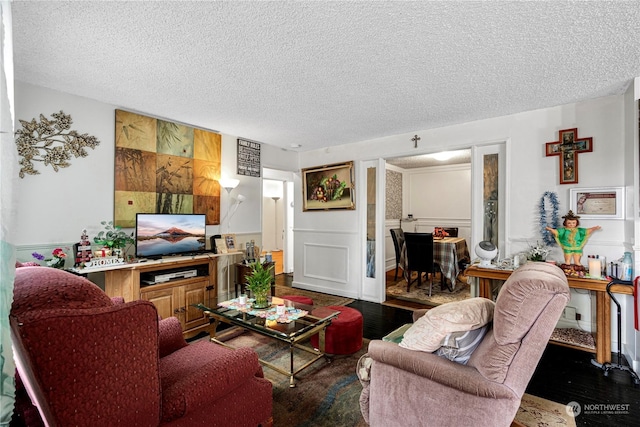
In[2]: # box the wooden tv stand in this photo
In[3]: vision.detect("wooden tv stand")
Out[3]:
[97,254,221,339]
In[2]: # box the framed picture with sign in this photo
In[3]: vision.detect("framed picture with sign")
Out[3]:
[302,161,355,211]
[237,138,261,177]
[570,187,624,220]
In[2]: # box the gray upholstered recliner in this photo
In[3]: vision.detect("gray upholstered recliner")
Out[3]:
[360,262,570,427]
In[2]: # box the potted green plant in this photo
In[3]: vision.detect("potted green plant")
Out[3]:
[94,220,134,258]
[246,261,274,309]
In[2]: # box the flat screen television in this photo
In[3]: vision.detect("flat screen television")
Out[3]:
[135,213,207,259]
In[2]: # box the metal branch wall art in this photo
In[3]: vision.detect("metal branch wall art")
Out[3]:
[15,110,100,178]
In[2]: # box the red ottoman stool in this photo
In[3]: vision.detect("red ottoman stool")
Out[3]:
[310,305,363,355]
[281,295,314,306]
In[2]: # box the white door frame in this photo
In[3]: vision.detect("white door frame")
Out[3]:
[359,158,386,303]
[470,141,508,263]
[263,168,295,273]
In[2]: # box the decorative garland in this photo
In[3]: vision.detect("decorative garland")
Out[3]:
[539,191,560,246]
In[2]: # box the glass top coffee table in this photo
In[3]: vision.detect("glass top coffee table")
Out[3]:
[194,296,340,387]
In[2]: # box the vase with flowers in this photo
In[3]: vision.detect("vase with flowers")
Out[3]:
[527,241,550,262]
[32,248,67,269]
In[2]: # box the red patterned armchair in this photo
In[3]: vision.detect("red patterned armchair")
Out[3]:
[10,267,272,426]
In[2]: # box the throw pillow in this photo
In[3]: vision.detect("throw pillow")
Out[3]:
[435,324,490,364]
[399,297,495,352]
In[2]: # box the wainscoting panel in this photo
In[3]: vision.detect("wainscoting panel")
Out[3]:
[293,228,360,298]
[385,220,402,272]
[303,243,348,284]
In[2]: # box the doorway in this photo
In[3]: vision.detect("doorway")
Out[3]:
[377,143,505,304]
[262,168,295,275]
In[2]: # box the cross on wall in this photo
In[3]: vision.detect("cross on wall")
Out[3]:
[545,128,593,184]
[411,135,421,148]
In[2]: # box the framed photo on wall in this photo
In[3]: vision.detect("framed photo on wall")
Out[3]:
[570,187,624,219]
[302,161,356,211]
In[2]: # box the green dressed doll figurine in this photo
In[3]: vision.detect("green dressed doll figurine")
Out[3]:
[545,210,601,265]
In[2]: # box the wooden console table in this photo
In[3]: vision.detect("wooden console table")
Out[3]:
[464,265,634,364]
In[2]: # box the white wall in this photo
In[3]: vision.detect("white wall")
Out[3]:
[299,95,627,286]
[261,179,284,252]
[406,164,471,220]
[384,163,471,272]
[13,81,299,301]
[297,94,635,363]
[624,78,639,372]
[12,81,640,366]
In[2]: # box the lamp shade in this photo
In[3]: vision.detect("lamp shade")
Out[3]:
[218,177,239,191]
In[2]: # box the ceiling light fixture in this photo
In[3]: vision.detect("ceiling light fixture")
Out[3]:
[431,151,455,161]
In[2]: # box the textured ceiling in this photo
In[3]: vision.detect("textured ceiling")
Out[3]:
[10,1,640,153]
[387,149,471,169]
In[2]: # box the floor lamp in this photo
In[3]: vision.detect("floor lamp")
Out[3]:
[218,177,240,300]
[272,196,280,251]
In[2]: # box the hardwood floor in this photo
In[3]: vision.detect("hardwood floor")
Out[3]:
[279,271,640,426]
[526,345,640,426]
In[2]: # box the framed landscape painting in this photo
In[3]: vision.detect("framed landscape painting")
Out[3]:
[302,161,355,211]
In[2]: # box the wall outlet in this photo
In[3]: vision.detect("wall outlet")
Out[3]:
[563,306,577,320]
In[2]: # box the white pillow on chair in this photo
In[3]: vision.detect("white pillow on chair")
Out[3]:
[399,297,495,353]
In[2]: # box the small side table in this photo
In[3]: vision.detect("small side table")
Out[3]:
[235,262,276,298]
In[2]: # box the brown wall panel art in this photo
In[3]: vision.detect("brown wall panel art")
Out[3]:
[114,110,222,227]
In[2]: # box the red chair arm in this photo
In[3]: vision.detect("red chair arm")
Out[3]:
[158,316,188,357]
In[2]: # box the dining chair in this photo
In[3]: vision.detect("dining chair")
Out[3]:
[403,232,444,295]
[390,228,405,280]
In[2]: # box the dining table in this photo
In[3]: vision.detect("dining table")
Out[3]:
[432,237,471,289]
[400,236,470,291]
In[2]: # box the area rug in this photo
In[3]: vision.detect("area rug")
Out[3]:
[274,284,355,307]
[516,393,576,427]
[385,276,470,307]
[216,332,574,427]
[221,330,368,427]
[550,327,596,351]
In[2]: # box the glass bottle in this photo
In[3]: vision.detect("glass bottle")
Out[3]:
[620,252,633,281]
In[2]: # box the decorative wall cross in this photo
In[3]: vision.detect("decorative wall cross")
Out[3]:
[411,134,421,148]
[545,128,593,184]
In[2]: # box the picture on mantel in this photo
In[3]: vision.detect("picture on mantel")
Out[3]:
[113,109,222,227]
